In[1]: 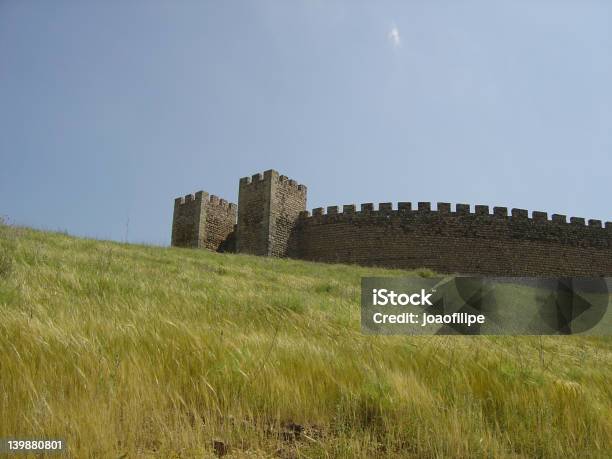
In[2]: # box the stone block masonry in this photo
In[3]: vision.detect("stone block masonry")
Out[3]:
[293,204,612,276]
[236,170,307,256]
[171,170,612,276]
[171,191,236,251]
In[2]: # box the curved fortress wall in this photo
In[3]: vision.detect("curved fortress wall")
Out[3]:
[172,170,612,276]
[291,203,612,276]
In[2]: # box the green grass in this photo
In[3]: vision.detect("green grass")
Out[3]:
[0,224,611,458]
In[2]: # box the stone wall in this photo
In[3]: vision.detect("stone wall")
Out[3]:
[202,196,237,251]
[268,173,307,257]
[171,191,207,248]
[236,170,306,256]
[172,170,612,276]
[292,203,612,276]
[236,172,272,255]
[171,191,236,251]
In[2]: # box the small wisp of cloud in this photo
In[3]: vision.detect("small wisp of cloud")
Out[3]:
[388,26,401,48]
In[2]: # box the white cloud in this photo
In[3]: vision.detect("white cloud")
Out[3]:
[388,26,401,48]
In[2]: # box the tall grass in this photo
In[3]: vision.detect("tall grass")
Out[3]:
[0,217,16,280]
[0,227,610,457]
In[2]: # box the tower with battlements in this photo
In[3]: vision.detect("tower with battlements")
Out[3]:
[171,191,236,251]
[236,170,307,256]
[171,169,612,276]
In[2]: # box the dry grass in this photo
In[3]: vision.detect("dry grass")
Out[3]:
[0,225,610,458]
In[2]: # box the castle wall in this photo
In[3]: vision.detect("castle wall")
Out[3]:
[172,170,611,276]
[292,203,612,276]
[171,191,236,251]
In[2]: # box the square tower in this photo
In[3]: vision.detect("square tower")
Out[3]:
[237,169,307,256]
[171,191,237,250]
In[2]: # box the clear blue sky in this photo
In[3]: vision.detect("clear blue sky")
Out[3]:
[1,1,610,245]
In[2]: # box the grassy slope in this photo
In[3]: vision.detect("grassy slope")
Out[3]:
[0,225,610,458]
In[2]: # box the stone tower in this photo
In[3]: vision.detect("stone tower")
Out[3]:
[236,169,307,256]
[171,191,237,250]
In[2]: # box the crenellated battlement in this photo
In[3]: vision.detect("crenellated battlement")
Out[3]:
[208,195,237,213]
[239,172,265,186]
[174,191,237,213]
[298,201,611,230]
[239,169,307,192]
[174,191,205,206]
[172,169,612,276]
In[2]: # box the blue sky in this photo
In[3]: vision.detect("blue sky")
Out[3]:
[1,1,610,245]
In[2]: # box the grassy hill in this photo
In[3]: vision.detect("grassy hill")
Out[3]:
[0,223,611,458]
